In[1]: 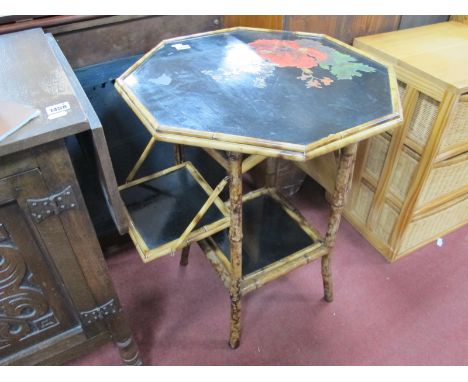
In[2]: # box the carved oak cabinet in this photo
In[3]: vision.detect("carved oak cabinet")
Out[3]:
[0,29,140,364]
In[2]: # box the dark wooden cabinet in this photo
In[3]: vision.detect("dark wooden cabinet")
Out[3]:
[0,161,79,358]
[0,140,140,366]
[0,29,140,365]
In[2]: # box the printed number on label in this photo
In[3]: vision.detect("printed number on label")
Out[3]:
[46,102,71,120]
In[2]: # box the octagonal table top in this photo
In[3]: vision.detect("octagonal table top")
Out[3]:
[116,27,402,161]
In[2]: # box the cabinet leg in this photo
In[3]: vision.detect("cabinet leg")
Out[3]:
[115,334,143,366]
[321,143,357,302]
[34,142,142,365]
[180,245,191,266]
[107,312,143,365]
[227,152,243,349]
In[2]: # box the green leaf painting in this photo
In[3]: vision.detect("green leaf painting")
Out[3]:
[203,37,377,89]
[297,39,376,81]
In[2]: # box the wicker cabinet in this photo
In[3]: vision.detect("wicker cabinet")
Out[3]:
[342,21,468,261]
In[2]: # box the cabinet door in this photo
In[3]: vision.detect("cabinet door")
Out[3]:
[0,168,93,359]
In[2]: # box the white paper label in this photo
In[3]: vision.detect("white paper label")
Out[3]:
[171,43,191,51]
[46,102,70,120]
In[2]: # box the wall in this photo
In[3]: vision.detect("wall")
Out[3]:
[224,15,449,44]
[51,16,222,68]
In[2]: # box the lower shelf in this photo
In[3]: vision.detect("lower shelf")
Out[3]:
[200,188,327,295]
[119,162,229,262]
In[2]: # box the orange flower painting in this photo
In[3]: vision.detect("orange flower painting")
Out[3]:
[202,37,376,89]
[247,38,376,89]
[248,39,328,69]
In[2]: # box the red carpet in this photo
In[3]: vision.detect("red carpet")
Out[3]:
[70,179,468,365]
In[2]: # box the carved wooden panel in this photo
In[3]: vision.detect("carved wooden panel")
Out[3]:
[0,170,77,358]
[0,218,54,350]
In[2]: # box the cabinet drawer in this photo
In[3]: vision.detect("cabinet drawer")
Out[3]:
[363,133,390,183]
[397,80,407,105]
[439,94,468,152]
[351,179,399,246]
[416,150,468,208]
[388,144,419,203]
[352,180,375,224]
[375,203,400,245]
[400,193,468,256]
[393,90,468,156]
[406,92,440,150]
[362,132,420,205]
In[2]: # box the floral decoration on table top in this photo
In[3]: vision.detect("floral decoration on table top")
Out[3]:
[202,38,377,89]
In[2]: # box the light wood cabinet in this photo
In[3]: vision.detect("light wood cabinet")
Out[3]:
[343,21,468,261]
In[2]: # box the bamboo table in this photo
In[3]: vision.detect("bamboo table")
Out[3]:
[115,27,402,349]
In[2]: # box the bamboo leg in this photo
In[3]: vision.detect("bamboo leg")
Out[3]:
[174,144,184,164]
[227,151,243,349]
[126,136,157,183]
[173,144,187,264]
[321,143,357,302]
[179,245,191,266]
[265,157,278,188]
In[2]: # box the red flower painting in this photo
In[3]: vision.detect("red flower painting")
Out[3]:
[202,38,376,90]
[248,39,328,69]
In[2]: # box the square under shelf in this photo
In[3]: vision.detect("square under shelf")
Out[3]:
[200,188,325,293]
[119,162,229,262]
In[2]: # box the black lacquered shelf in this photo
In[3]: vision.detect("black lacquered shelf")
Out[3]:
[119,162,229,262]
[200,188,326,294]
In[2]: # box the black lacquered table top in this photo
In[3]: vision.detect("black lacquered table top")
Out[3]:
[120,167,224,250]
[212,194,316,276]
[119,28,398,151]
